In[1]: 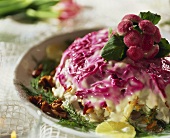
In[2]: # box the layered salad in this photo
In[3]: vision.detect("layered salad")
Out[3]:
[27,11,170,137]
[53,12,170,122]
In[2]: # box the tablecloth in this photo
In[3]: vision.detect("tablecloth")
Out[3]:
[0,0,170,137]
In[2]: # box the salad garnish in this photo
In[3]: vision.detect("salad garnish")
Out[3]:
[101,11,170,61]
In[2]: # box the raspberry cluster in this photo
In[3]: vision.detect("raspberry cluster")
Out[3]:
[117,14,161,61]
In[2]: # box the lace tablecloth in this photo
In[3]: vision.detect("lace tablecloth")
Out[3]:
[0,0,170,137]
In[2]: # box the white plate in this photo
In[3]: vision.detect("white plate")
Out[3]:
[13,28,170,138]
[14,28,103,138]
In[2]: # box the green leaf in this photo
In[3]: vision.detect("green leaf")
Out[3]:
[156,38,170,58]
[101,35,127,61]
[139,11,161,25]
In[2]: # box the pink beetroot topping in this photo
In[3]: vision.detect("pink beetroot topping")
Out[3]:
[114,13,163,61]
[141,34,154,51]
[126,46,144,61]
[144,44,159,59]
[153,26,161,43]
[138,20,156,35]
[117,20,133,35]
[123,30,142,47]
[122,14,142,23]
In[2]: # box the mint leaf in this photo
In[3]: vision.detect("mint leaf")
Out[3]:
[139,11,161,25]
[101,35,127,61]
[156,38,170,58]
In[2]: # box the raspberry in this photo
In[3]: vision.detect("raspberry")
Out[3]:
[139,20,156,35]
[126,46,144,61]
[153,26,161,43]
[117,20,133,35]
[122,14,142,23]
[144,44,159,59]
[123,30,142,47]
[141,34,154,51]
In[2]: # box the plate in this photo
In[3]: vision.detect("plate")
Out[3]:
[14,28,103,138]
[13,28,170,138]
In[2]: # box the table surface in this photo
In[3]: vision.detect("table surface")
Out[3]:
[0,0,170,138]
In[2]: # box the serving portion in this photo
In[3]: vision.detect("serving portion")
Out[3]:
[15,11,170,138]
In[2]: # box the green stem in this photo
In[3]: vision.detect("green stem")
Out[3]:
[26,8,59,19]
[0,0,33,17]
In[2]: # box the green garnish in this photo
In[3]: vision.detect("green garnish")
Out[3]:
[18,58,58,103]
[19,83,57,104]
[58,104,97,132]
[20,82,96,131]
[31,58,57,90]
[127,104,170,138]
[156,38,170,58]
[139,11,161,25]
[101,35,127,61]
